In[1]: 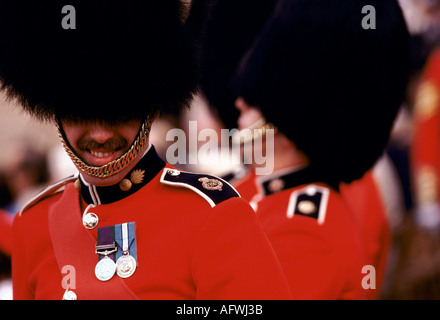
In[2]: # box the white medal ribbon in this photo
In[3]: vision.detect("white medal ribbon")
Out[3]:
[116,223,137,278]
[122,222,129,254]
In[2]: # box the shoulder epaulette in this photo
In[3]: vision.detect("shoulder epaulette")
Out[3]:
[160,168,240,207]
[286,184,330,225]
[19,173,79,216]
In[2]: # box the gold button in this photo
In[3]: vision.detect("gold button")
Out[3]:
[74,179,81,190]
[119,179,132,191]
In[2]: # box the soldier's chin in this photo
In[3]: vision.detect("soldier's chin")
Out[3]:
[78,155,143,187]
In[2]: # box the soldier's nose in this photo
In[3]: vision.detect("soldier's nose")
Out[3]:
[88,125,115,144]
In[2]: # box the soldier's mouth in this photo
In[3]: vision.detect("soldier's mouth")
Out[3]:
[83,148,124,167]
[90,150,114,158]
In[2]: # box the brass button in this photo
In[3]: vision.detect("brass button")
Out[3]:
[119,178,132,191]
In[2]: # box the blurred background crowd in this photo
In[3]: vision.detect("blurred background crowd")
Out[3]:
[1,0,440,299]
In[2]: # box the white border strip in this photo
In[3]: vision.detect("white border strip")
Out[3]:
[160,169,216,208]
[159,169,240,208]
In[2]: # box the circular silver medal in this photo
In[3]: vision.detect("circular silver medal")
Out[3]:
[116,254,137,278]
[95,256,116,281]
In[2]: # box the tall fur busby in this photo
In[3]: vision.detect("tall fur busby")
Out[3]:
[231,0,411,184]
[186,0,277,129]
[0,0,198,122]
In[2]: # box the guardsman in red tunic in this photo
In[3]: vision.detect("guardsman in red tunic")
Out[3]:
[339,168,392,299]
[411,47,440,230]
[191,0,411,299]
[226,150,397,299]
[0,1,292,300]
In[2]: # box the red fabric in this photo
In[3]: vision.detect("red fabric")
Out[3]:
[236,174,366,299]
[340,171,391,299]
[12,166,292,300]
[411,48,440,203]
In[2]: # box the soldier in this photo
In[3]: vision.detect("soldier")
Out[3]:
[191,0,410,298]
[411,47,440,230]
[0,1,292,300]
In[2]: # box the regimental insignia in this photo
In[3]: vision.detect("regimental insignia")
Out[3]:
[119,169,146,191]
[286,185,330,225]
[160,168,240,207]
[198,177,223,191]
[130,170,145,184]
[297,200,317,215]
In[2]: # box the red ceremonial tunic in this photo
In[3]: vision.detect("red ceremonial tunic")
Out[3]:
[339,170,391,299]
[411,47,440,217]
[12,147,292,300]
[232,167,366,299]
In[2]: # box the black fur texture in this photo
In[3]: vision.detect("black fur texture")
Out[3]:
[186,0,277,129]
[0,0,198,123]
[232,0,411,184]
[192,0,411,184]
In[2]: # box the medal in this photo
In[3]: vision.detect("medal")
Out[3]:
[95,226,118,281]
[95,255,117,281]
[116,254,137,278]
[115,223,137,278]
[94,222,138,281]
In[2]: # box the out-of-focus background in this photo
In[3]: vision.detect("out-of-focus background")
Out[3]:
[1,0,440,299]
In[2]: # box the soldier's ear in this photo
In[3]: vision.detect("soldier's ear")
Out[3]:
[235,97,252,112]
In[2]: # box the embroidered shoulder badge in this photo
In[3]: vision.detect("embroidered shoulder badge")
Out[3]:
[160,169,240,207]
[286,185,330,225]
[198,177,223,191]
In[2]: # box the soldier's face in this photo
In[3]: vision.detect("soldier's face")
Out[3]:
[61,119,143,186]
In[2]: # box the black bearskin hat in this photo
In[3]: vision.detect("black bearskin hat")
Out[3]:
[231,0,411,184]
[0,0,198,123]
[186,0,277,129]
